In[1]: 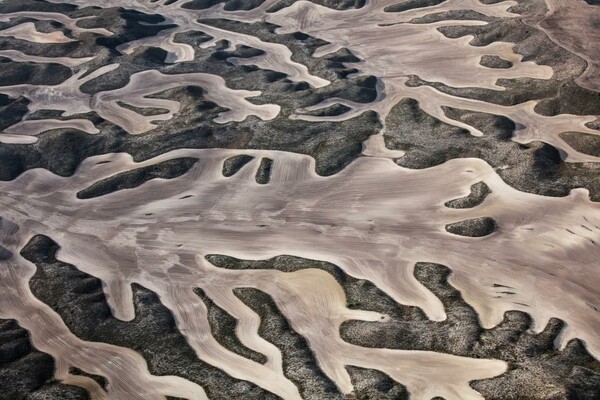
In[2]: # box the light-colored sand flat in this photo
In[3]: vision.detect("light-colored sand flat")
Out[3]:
[0,22,74,43]
[1,1,599,399]
[1,148,599,399]
[0,49,93,67]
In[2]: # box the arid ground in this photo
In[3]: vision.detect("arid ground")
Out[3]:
[0,1,599,399]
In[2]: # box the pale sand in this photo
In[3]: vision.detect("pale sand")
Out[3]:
[0,11,111,42]
[0,21,74,43]
[1,148,599,399]
[0,49,94,67]
[0,1,599,399]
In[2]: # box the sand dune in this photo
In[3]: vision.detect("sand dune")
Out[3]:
[0,0,599,398]
[1,148,599,398]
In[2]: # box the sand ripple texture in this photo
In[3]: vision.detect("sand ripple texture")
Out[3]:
[0,0,599,399]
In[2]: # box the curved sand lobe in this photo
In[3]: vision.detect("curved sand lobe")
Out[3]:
[1,148,599,398]
[0,258,209,400]
[0,49,94,67]
[0,22,74,43]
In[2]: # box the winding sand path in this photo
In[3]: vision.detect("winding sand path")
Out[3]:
[1,148,599,398]
[1,1,599,399]
[0,64,280,137]
[0,49,93,67]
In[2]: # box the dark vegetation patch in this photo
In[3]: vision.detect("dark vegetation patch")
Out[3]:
[480,55,513,69]
[0,58,71,86]
[410,9,494,24]
[384,0,446,13]
[182,0,267,11]
[255,157,273,184]
[222,154,254,177]
[77,158,198,199]
[445,216,499,237]
[384,98,600,200]
[560,132,600,158]
[346,366,409,400]
[301,103,352,117]
[444,182,491,209]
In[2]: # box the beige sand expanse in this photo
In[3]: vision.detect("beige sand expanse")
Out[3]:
[1,148,599,399]
[0,0,599,399]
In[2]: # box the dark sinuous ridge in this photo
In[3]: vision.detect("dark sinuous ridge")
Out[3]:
[76,158,198,199]
[444,181,492,209]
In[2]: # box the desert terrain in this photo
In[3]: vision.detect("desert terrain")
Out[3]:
[0,1,599,399]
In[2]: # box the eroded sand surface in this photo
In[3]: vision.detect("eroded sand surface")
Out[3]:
[0,0,597,160]
[1,149,599,399]
[0,0,599,399]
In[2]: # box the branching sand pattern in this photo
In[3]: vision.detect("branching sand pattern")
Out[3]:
[1,148,600,399]
[0,0,600,399]
[1,64,279,139]
[0,0,597,157]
